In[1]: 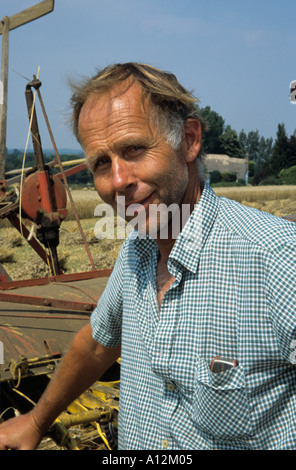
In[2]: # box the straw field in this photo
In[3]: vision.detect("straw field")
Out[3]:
[214,185,296,217]
[0,185,296,281]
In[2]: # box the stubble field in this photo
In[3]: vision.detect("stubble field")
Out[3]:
[1,185,296,281]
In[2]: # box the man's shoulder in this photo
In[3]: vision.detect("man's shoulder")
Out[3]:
[216,196,296,254]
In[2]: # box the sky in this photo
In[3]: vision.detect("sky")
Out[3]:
[1,0,296,153]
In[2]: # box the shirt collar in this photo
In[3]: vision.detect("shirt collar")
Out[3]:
[132,183,220,272]
[130,230,157,259]
[169,183,220,273]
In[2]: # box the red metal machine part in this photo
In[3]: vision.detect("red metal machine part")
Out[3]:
[0,76,95,280]
[0,78,119,449]
[0,76,92,277]
[22,77,68,275]
[0,76,112,332]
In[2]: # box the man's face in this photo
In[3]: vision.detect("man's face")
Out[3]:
[78,81,193,236]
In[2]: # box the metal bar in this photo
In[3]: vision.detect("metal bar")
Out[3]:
[7,213,50,266]
[0,200,19,218]
[36,170,55,213]
[24,80,61,275]
[0,263,12,283]
[5,161,87,185]
[56,158,86,167]
[0,1,54,176]
[55,163,88,180]
[58,407,112,428]
[36,87,96,270]
[0,1,55,34]
[0,291,96,312]
[0,268,112,290]
[5,158,85,176]
[0,313,89,320]
[25,81,45,171]
[5,174,27,185]
[0,17,10,180]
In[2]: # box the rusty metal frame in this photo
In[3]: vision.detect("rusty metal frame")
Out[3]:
[7,212,50,265]
[0,77,96,279]
[0,291,96,312]
[35,83,96,270]
[55,163,88,181]
[0,268,112,311]
[0,263,11,282]
[0,268,112,290]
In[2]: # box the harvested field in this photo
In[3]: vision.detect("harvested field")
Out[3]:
[0,186,295,281]
[0,188,123,280]
[213,185,296,217]
[0,218,123,281]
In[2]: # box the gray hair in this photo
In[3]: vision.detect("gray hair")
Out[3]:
[69,62,206,157]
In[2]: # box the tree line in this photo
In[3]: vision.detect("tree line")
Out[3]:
[199,106,296,185]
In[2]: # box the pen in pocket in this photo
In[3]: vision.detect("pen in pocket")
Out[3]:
[210,356,239,373]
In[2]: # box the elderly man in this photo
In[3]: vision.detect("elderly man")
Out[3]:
[0,63,296,450]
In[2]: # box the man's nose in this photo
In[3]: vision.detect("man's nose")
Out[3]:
[111,158,136,193]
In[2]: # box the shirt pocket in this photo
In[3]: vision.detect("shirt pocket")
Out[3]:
[191,357,253,439]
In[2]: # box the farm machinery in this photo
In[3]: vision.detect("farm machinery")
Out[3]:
[0,77,119,450]
[0,76,296,451]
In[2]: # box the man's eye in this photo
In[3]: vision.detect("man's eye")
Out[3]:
[129,146,145,156]
[92,157,110,172]
[98,158,109,165]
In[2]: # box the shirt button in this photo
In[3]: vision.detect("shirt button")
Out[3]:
[161,439,169,449]
[167,383,175,392]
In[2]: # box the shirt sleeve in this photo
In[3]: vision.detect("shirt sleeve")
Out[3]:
[90,239,127,348]
[267,240,296,362]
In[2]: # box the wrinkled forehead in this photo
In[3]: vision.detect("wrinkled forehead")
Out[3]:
[78,80,154,139]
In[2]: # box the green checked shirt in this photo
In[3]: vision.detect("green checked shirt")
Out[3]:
[90,183,296,450]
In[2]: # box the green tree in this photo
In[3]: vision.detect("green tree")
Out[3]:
[210,170,222,184]
[221,172,237,182]
[248,160,255,178]
[256,136,273,175]
[239,130,273,178]
[246,130,260,161]
[269,123,290,175]
[198,106,225,154]
[220,125,245,158]
[279,166,296,184]
[287,131,296,168]
[239,130,248,153]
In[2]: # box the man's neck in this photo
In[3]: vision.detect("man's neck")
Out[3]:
[156,175,203,263]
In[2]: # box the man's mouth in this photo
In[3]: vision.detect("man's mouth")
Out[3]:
[124,192,155,211]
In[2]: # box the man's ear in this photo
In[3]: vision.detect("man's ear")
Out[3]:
[183,119,202,163]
